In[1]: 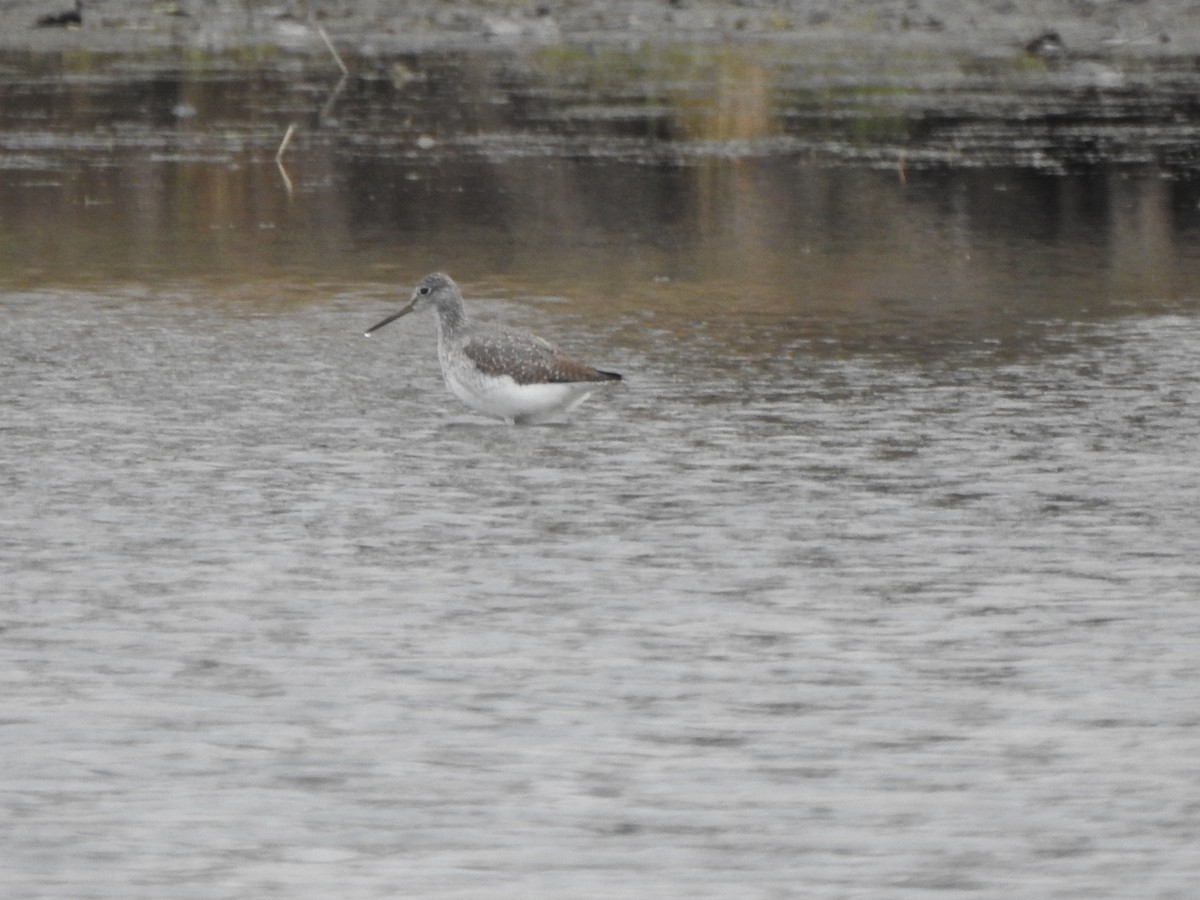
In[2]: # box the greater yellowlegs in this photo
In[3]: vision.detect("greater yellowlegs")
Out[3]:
[365,273,622,424]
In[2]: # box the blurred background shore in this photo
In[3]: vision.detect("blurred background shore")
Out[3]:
[4,0,1197,56]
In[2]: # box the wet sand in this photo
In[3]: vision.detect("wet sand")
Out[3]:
[3,0,1196,58]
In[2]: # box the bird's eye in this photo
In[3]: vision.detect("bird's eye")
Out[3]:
[419,286,431,295]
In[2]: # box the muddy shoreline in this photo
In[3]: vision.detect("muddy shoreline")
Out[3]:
[3,0,1197,59]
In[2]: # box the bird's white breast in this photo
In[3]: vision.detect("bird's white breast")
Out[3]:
[444,365,597,424]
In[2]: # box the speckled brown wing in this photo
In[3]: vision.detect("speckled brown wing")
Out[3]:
[463,328,621,386]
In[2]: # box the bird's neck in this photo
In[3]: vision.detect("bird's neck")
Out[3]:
[434,299,468,337]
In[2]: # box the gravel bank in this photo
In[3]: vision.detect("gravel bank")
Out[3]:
[3,0,1198,57]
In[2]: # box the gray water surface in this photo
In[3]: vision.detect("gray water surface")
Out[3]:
[4,285,1199,898]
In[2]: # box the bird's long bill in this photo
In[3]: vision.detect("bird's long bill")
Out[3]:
[364,301,416,336]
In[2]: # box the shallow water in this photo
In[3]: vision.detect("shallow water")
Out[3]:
[3,44,1200,898]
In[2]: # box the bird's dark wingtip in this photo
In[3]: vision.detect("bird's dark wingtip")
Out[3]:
[600,370,623,382]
